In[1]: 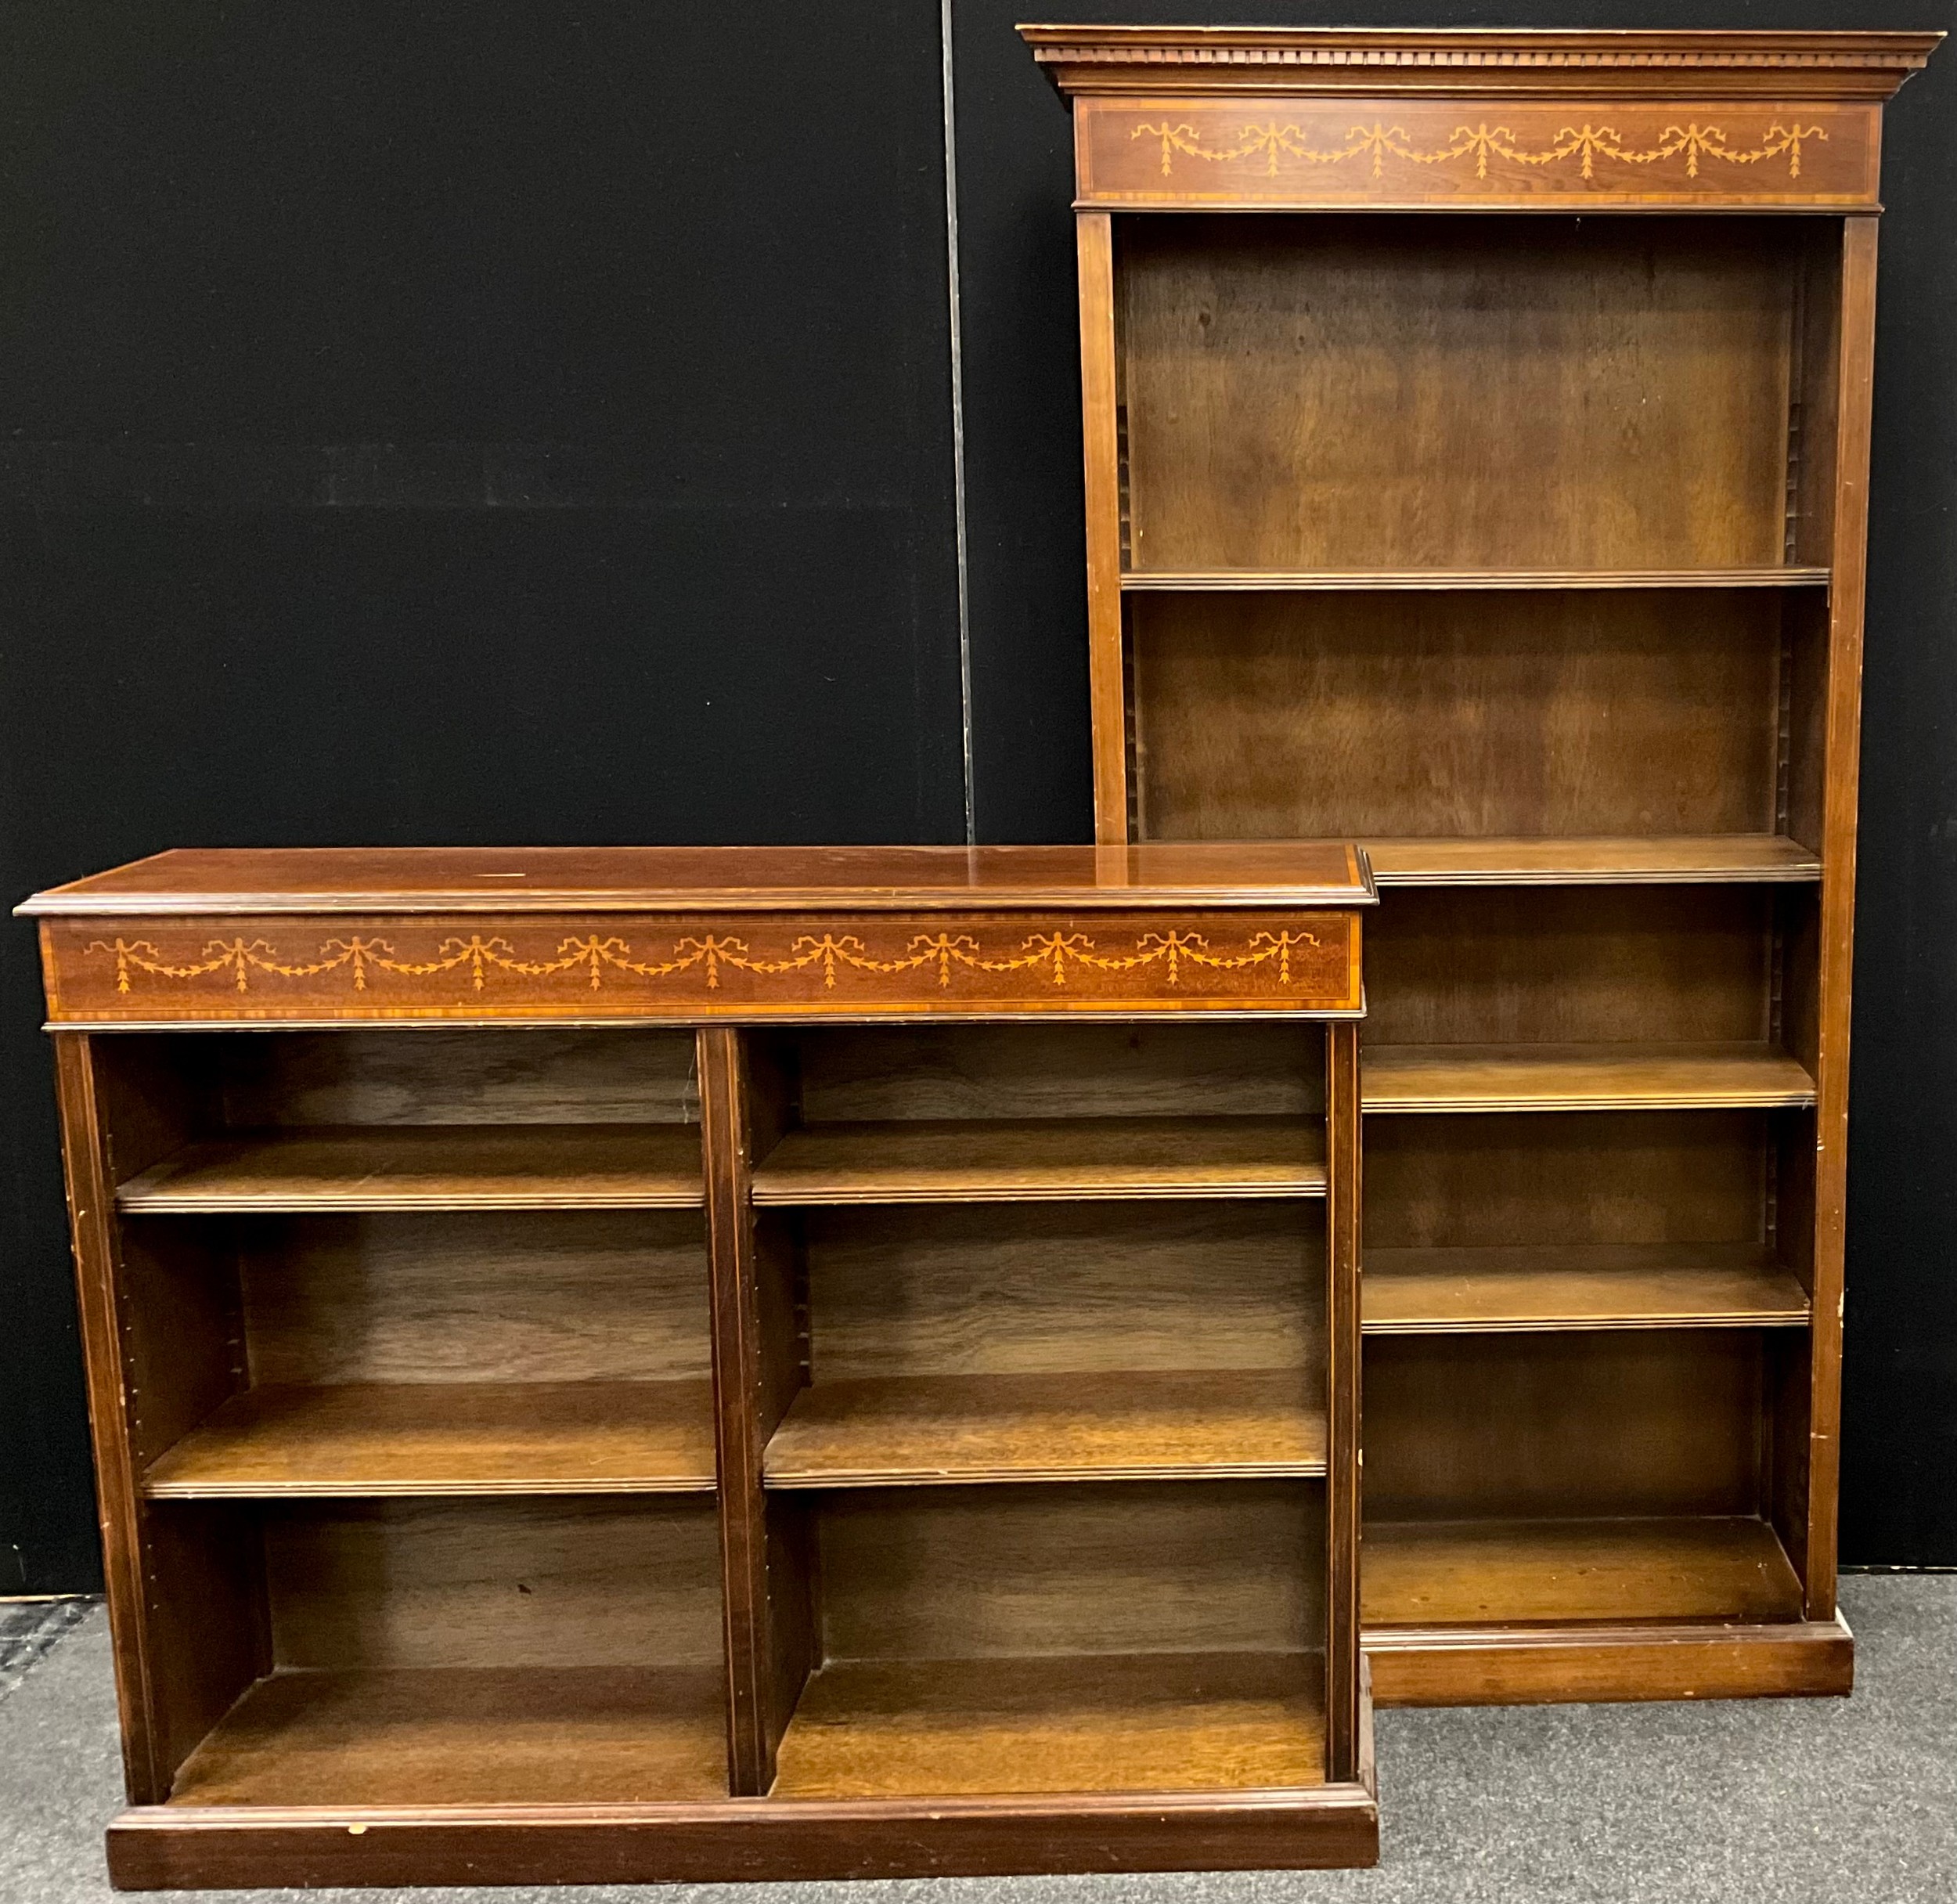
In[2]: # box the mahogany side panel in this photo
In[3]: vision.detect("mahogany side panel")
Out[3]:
[41,911,1362,1022]
[1802,215,1879,1619]
[1076,96,1880,210]
[52,1037,267,1803]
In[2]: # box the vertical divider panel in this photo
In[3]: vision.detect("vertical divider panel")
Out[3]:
[1804,214,1880,1619]
[1078,209,1128,843]
[1324,1022,1361,1780]
[698,1026,812,1795]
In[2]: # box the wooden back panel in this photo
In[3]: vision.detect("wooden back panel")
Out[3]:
[211,1029,699,1127]
[235,1210,712,1385]
[1364,887,1777,1048]
[1130,589,1785,841]
[1120,215,1798,573]
[803,1201,1323,1379]
[1366,1331,1764,1519]
[814,1483,1322,1662]
[263,1498,723,1671]
[1366,1111,1768,1252]
[788,1022,1323,1123]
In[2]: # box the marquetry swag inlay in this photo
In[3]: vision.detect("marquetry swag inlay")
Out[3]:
[85,925,1333,993]
[38,905,1364,1020]
[1133,117,1825,181]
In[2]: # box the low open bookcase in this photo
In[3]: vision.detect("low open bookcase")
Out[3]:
[1028,23,1938,1705]
[21,842,1377,1888]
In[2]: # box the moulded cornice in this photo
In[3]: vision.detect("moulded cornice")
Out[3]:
[1018,26,1942,100]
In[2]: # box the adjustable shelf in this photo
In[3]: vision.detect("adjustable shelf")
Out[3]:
[1119,567,1830,593]
[117,1125,705,1212]
[762,1369,1326,1488]
[142,1380,719,1498]
[1361,1044,1817,1115]
[1363,835,1823,888]
[1363,1244,1811,1335]
[751,1116,1327,1204]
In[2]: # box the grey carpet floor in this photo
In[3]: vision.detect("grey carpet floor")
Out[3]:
[1,1576,1948,1903]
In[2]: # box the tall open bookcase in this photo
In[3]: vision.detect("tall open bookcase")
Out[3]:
[1026,23,1938,1705]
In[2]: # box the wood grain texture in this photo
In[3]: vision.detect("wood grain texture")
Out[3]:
[1367,1614,1851,1708]
[763,1371,1325,1488]
[752,1117,1327,1204]
[1362,1043,1815,1114]
[168,1667,730,1806]
[1365,1331,1764,1521]
[814,1483,1322,1664]
[105,1785,1380,1888]
[1077,97,1880,209]
[142,1381,718,1498]
[1362,1516,1806,1627]
[234,1210,712,1387]
[803,1201,1324,1379]
[117,1125,707,1211]
[262,1498,724,1672]
[21,842,1372,915]
[1364,835,1819,886]
[1130,590,1784,843]
[772,1653,1325,1799]
[1121,218,1797,572]
[41,908,1364,1022]
[1364,1244,1809,1334]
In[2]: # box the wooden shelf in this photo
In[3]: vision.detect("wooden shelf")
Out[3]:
[770,1651,1325,1798]
[1363,1516,1806,1628]
[1363,835,1822,887]
[751,1116,1327,1205]
[763,1371,1325,1488]
[1119,567,1829,593]
[1362,1044,1816,1115]
[1364,1245,1811,1335]
[142,1381,718,1498]
[168,1666,729,1806]
[116,1124,705,1213]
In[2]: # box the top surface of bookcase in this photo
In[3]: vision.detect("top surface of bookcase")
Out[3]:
[1023,24,1937,211]
[18,842,1375,917]
[1022,26,1940,98]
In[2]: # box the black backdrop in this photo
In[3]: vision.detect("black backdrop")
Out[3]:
[2,2,1952,1592]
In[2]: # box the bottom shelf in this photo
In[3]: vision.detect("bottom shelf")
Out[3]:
[1362,1516,1806,1628]
[168,1666,729,1806]
[770,1651,1325,1799]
